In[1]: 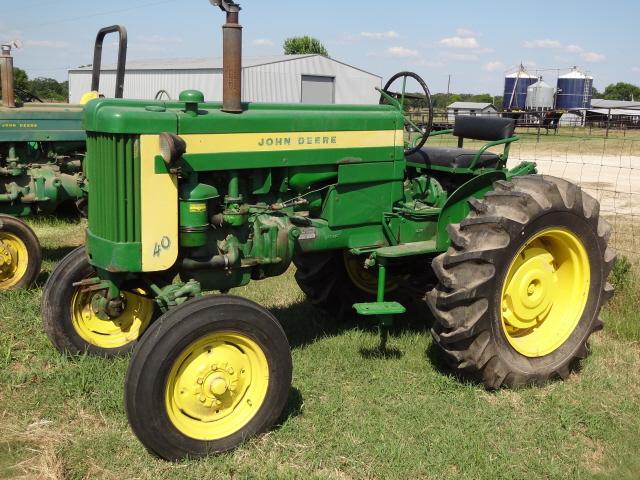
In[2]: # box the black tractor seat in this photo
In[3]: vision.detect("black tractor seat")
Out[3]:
[407,115,517,171]
[407,146,500,169]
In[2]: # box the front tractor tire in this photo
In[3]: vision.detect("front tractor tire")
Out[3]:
[0,214,41,290]
[428,175,614,388]
[42,246,156,356]
[124,295,292,460]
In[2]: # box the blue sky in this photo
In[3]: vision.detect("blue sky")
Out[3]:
[1,0,638,95]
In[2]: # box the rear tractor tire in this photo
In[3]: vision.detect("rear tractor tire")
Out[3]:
[0,214,41,290]
[125,295,292,460]
[293,250,405,321]
[42,246,157,356]
[428,175,615,388]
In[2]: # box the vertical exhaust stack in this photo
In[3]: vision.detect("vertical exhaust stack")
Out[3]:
[211,0,243,113]
[0,43,16,108]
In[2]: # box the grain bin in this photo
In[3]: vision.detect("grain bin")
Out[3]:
[503,66,536,110]
[555,67,593,109]
[525,77,556,111]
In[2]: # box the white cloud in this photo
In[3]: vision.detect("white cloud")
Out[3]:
[483,61,505,72]
[386,46,420,57]
[581,51,605,62]
[444,52,479,62]
[523,39,605,63]
[633,67,640,73]
[455,27,475,37]
[523,39,562,49]
[253,38,274,47]
[438,36,480,49]
[360,31,400,40]
[25,39,68,49]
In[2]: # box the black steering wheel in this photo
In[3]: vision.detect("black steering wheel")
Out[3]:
[14,86,43,103]
[379,71,433,155]
[154,89,171,100]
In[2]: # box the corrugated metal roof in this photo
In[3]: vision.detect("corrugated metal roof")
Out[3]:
[69,54,380,78]
[447,102,496,110]
[69,55,315,71]
[588,108,640,116]
[591,99,640,109]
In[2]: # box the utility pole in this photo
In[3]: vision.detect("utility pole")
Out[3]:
[445,74,451,124]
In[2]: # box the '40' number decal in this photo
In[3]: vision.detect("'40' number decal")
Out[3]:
[153,236,171,257]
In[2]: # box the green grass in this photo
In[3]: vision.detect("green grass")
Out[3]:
[1,218,640,479]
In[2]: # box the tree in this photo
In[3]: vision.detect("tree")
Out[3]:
[602,82,640,101]
[283,36,328,56]
[28,77,68,102]
[0,67,68,103]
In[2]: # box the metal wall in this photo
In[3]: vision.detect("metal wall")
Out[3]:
[68,56,381,104]
[242,55,380,104]
[68,69,221,103]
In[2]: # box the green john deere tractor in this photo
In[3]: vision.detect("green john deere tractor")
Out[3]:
[42,0,614,461]
[0,26,127,289]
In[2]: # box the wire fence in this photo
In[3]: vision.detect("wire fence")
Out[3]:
[416,109,640,260]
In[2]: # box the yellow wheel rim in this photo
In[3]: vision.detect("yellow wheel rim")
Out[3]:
[501,227,590,357]
[71,288,154,349]
[0,232,29,289]
[343,252,404,295]
[165,332,269,441]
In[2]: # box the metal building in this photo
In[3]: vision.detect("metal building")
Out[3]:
[447,102,498,123]
[68,54,381,104]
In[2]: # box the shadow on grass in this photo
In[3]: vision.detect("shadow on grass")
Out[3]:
[270,293,435,353]
[425,341,464,381]
[277,386,304,426]
[35,245,79,286]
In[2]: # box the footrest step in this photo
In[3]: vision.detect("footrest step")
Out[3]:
[375,240,437,258]
[353,301,406,316]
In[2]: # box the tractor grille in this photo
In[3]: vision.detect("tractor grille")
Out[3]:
[86,134,141,243]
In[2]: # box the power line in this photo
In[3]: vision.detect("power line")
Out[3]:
[13,0,179,32]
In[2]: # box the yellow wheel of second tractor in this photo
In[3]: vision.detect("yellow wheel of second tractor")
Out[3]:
[0,215,42,290]
[125,295,292,460]
[428,175,614,388]
[42,246,156,356]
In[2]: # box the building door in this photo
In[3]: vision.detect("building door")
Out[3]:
[301,75,335,104]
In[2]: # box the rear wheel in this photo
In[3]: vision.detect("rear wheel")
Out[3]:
[0,215,41,290]
[125,295,292,460]
[42,246,156,356]
[293,251,404,320]
[428,175,615,388]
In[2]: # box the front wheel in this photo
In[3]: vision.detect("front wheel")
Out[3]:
[428,175,615,388]
[0,215,41,290]
[125,295,292,460]
[42,246,156,356]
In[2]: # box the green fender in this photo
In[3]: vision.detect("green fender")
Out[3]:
[435,170,507,250]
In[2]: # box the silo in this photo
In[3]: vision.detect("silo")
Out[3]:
[503,67,536,110]
[555,67,593,109]
[525,77,556,111]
